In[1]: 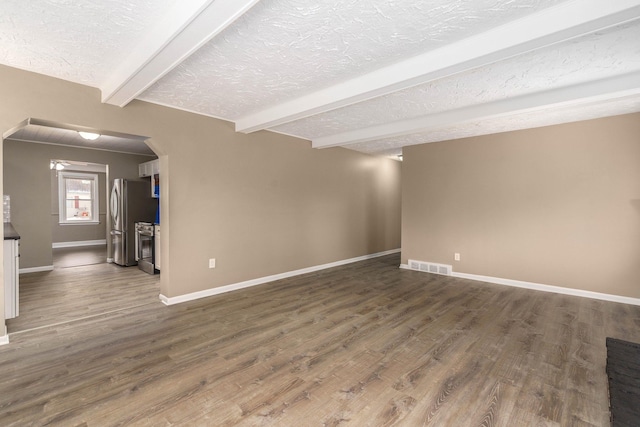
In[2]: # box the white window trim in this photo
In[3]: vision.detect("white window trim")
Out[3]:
[58,171,100,225]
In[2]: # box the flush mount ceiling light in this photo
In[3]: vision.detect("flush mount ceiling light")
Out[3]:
[78,131,100,140]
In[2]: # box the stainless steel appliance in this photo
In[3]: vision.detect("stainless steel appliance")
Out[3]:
[110,179,157,266]
[135,221,157,274]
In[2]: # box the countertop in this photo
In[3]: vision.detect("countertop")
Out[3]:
[4,222,20,240]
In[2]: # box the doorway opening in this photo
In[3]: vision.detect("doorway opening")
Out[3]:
[50,159,108,269]
[2,118,161,336]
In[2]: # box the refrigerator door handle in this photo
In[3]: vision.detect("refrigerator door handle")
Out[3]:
[110,182,121,230]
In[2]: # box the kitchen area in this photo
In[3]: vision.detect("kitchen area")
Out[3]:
[1,131,165,337]
[3,157,160,327]
[136,158,160,275]
[111,158,161,276]
[3,154,161,333]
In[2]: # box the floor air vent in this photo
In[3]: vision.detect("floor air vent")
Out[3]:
[407,259,452,276]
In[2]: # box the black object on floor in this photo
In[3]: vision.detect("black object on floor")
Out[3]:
[606,337,640,426]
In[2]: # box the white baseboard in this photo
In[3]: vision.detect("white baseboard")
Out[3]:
[452,271,640,306]
[18,265,53,274]
[160,248,401,306]
[20,265,54,274]
[0,335,9,346]
[400,263,640,306]
[52,239,107,249]
[107,257,114,263]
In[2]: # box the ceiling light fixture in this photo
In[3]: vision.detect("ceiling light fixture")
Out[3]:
[78,131,100,140]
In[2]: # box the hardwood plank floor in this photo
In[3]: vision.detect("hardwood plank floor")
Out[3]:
[53,245,108,269]
[7,257,159,334]
[1,254,639,426]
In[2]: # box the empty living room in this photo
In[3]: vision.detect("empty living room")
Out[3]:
[1,1,640,425]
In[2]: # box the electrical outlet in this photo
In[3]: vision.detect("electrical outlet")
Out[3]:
[454,253,460,261]
[209,258,216,269]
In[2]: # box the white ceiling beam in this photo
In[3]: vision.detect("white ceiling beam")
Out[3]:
[311,71,640,149]
[101,0,261,107]
[236,0,640,133]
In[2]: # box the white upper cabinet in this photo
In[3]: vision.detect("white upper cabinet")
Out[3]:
[138,159,159,178]
[139,159,160,198]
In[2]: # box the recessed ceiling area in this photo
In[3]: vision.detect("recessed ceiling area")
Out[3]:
[5,119,154,156]
[1,0,639,158]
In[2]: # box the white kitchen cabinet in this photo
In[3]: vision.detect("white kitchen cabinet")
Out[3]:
[138,161,151,177]
[138,159,160,198]
[3,237,19,319]
[138,159,159,178]
[154,224,160,271]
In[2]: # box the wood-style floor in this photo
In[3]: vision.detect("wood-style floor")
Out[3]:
[1,254,639,426]
[52,245,108,269]
[7,246,159,334]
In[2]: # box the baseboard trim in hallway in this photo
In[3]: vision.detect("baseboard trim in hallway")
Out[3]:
[19,265,54,274]
[399,263,640,306]
[160,248,401,306]
[52,240,107,248]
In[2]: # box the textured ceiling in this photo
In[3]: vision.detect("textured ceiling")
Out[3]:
[1,0,639,159]
[0,0,174,86]
[345,94,640,157]
[140,0,563,118]
[272,22,640,139]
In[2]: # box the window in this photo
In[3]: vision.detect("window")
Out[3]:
[58,171,99,224]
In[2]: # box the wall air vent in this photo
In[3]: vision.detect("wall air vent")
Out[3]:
[407,259,452,276]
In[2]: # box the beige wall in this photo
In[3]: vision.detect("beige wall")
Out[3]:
[155,116,401,297]
[0,64,401,335]
[3,139,150,268]
[402,113,640,299]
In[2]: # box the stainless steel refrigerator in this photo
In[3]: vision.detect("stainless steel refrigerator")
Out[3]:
[110,179,157,266]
